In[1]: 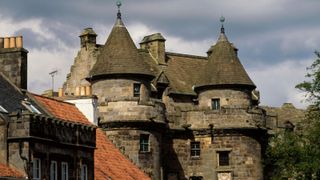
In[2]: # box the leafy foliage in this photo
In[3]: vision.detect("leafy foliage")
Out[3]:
[266,51,320,179]
[296,51,320,106]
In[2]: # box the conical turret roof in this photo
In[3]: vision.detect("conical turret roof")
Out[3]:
[90,7,155,80]
[196,25,255,90]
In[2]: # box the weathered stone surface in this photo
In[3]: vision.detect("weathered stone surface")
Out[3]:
[0,48,28,89]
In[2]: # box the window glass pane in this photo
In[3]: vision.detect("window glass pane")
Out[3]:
[133,83,141,97]
[190,142,200,157]
[50,161,57,180]
[61,162,68,180]
[211,99,220,110]
[33,158,41,180]
[140,134,149,152]
[218,151,230,166]
[81,164,87,180]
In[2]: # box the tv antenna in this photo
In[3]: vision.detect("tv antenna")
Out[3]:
[49,70,58,93]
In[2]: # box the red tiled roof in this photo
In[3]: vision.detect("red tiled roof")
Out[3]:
[0,163,25,178]
[32,94,90,125]
[95,129,151,180]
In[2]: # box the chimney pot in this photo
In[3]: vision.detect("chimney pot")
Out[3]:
[9,37,16,48]
[80,86,86,96]
[16,36,23,48]
[4,37,10,48]
[75,86,80,96]
[58,88,63,97]
[85,85,92,96]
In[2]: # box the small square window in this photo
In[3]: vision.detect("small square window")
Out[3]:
[211,99,220,110]
[133,83,141,97]
[140,134,150,152]
[218,151,230,166]
[190,142,200,158]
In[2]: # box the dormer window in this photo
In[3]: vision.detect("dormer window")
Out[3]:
[211,99,220,110]
[0,105,8,113]
[22,100,42,114]
[133,83,141,97]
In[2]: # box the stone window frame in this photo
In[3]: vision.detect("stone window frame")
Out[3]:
[133,83,141,97]
[32,158,41,180]
[50,160,58,180]
[211,98,220,110]
[61,162,68,180]
[215,148,232,168]
[139,134,150,153]
[190,141,201,158]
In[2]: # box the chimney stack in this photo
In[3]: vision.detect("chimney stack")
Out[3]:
[0,35,28,89]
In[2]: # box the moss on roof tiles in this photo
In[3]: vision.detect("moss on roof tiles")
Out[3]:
[90,19,155,79]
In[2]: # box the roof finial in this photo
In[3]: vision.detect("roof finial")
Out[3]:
[220,16,225,34]
[116,0,122,19]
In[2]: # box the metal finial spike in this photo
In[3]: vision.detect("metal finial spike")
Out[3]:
[220,16,225,34]
[116,0,122,19]
[116,0,122,8]
[220,16,225,23]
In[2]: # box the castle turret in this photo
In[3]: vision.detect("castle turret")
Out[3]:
[89,2,165,179]
[0,36,28,89]
[195,17,256,109]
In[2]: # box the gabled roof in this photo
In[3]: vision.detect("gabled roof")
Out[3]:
[95,129,150,180]
[0,163,25,178]
[195,29,255,90]
[30,94,91,125]
[90,14,155,80]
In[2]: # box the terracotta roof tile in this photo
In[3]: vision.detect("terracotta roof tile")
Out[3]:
[95,129,150,180]
[0,163,25,178]
[31,94,90,125]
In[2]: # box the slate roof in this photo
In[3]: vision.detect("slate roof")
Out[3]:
[0,163,24,178]
[195,31,256,90]
[95,129,151,180]
[0,73,26,112]
[90,15,155,80]
[164,52,207,95]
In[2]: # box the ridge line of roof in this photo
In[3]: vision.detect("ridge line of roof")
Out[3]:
[166,52,207,60]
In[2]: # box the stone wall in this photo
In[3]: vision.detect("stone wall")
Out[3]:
[0,48,28,89]
[198,88,252,109]
[105,129,162,180]
[63,44,100,96]
[164,130,264,180]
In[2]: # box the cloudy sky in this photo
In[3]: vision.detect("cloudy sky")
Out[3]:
[1,0,319,108]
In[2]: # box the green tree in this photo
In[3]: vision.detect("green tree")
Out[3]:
[266,51,320,179]
[296,51,320,106]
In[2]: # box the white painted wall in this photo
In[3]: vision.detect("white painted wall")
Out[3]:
[66,98,98,125]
